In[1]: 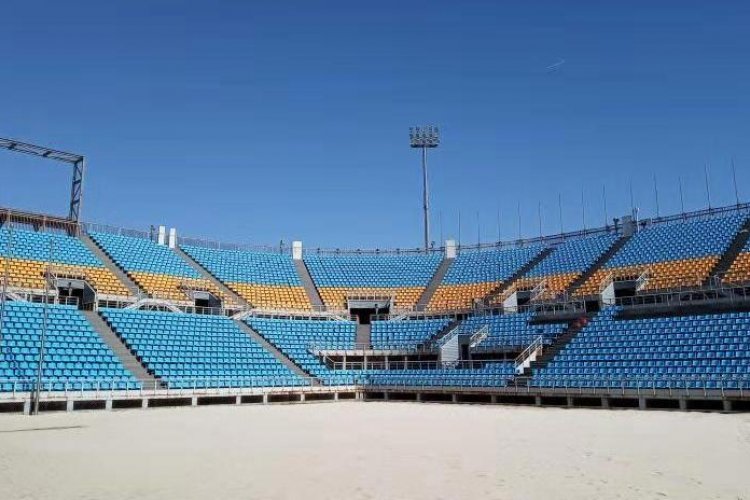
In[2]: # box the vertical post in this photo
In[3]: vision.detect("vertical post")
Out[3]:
[558,194,564,234]
[0,211,11,348]
[516,202,521,240]
[653,174,660,217]
[581,189,587,231]
[602,185,608,227]
[678,176,686,216]
[421,146,430,249]
[33,239,54,415]
[704,163,712,209]
[731,157,740,206]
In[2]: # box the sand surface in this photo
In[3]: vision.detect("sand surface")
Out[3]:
[0,402,747,500]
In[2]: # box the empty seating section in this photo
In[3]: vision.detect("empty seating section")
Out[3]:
[100,309,302,387]
[304,253,442,309]
[460,312,566,350]
[247,317,357,384]
[0,302,139,390]
[513,233,618,298]
[0,228,130,297]
[428,245,544,311]
[725,238,750,284]
[577,214,747,295]
[89,232,224,302]
[531,307,750,389]
[365,362,515,388]
[180,245,310,310]
[371,318,451,349]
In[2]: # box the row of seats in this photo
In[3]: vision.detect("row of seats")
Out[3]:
[577,214,747,295]
[530,307,750,389]
[370,317,452,349]
[427,245,544,311]
[89,232,230,303]
[101,309,303,388]
[0,302,139,390]
[0,228,130,297]
[181,245,311,310]
[514,233,619,299]
[725,237,750,284]
[304,253,442,310]
[459,312,567,350]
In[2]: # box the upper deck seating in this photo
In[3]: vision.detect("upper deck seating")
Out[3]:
[89,232,227,303]
[576,214,747,295]
[0,302,139,390]
[511,233,619,299]
[0,228,130,297]
[180,245,310,310]
[428,245,545,311]
[725,237,750,285]
[530,307,750,389]
[101,309,303,388]
[304,253,442,310]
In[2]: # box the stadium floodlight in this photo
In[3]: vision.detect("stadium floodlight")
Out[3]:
[409,126,440,250]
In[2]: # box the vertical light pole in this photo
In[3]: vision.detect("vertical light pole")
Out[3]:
[410,126,440,250]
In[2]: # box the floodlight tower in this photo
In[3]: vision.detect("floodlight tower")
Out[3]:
[409,126,440,250]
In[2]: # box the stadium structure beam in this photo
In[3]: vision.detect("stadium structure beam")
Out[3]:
[0,137,86,222]
[409,126,440,250]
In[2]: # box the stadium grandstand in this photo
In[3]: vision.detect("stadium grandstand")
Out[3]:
[1,194,749,414]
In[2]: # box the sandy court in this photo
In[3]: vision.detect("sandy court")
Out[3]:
[0,402,747,500]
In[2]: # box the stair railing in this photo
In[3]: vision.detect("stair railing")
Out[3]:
[514,335,545,373]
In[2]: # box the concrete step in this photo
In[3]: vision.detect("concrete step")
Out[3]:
[355,323,371,347]
[80,232,143,297]
[233,319,316,383]
[173,246,249,307]
[294,260,324,309]
[416,257,454,311]
[82,310,162,389]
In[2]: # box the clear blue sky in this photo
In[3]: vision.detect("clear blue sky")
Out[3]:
[1,1,748,249]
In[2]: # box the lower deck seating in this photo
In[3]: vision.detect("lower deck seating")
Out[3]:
[530,307,750,389]
[246,317,358,385]
[0,302,139,390]
[364,362,515,388]
[460,312,567,350]
[371,317,452,349]
[101,309,303,388]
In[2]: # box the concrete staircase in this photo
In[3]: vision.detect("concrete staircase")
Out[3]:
[511,314,591,386]
[355,323,371,347]
[566,233,632,296]
[294,260,324,309]
[83,310,163,388]
[483,247,554,305]
[173,246,249,307]
[80,232,143,297]
[420,317,462,349]
[705,217,750,285]
[233,319,315,382]
[416,257,454,311]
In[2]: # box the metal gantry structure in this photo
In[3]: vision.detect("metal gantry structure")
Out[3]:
[0,137,86,222]
[409,126,440,250]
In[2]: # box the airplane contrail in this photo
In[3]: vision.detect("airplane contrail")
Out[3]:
[546,58,566,71]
